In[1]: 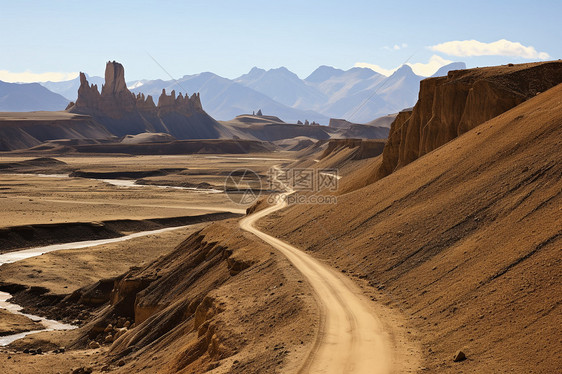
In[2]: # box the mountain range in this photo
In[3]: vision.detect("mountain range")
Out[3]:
[0,80,70,112]
[1,62,465,124]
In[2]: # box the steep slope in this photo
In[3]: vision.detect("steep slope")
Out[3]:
[319,138,385,163]
[34,222,319,373]
[377,61,562,179]
[260,82,562,373]
[0,81,69,111]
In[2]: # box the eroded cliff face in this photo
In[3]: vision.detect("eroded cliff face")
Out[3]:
[319,138,385,161]
[69,61,218,138]
[56,222,316,373]
[376,61,562,179]
[73,62,151,118]
[157,89,203,115]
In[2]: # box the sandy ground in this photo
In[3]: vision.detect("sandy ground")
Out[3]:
[259,84,562,373]
[241,194,419,373]
[0,345,103,374]
[0,152,419,374]
[0,112,89,121]
[0,153,293,227]
[0,224,207,295]
[0,309,43,336]
[0,157,259,227]
[0,153,311,373]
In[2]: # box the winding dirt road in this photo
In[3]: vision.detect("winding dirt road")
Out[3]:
[240,194,393,373]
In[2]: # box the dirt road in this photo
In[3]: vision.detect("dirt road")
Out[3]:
[240,195,393,373]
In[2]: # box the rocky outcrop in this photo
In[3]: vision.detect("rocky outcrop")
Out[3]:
[376,61,562,179]
[134,93,157,113]
[73,73,102,113]
[72,62,154,118]
[354,139,386,160]
[157,89,203,115]
[377,109,413,177]
[320,138,385,160]
[69,61,221,139]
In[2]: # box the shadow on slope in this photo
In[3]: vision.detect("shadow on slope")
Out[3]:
[260,83,562,373]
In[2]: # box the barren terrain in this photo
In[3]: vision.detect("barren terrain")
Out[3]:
[259,82,562,373]
[0,63,560,374]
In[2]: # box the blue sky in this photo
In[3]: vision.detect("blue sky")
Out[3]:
[1,0,560,82]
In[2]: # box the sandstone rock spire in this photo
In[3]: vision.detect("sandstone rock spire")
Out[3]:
[101,60,128,96]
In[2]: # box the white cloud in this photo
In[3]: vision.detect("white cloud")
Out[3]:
[384,43,408,51]
[355,54,453,77]
[430,39,550,59]
[407,55,453,76]
[0,70,79,83]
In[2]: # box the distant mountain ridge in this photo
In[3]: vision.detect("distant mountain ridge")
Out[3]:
[5,62,465,124]
[0,80,69,112]
[130,62,464,124]
[128,72,330,124]
[67,61,225,139]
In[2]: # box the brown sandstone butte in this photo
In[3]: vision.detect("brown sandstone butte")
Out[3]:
[73,72,102,113]
[102,61,128,95]
[72,61,155,118]
[134,92,157,113]
[376,61,562,179]
[68,61,223,139]
[157,89,203,115]
[71,61,205,121]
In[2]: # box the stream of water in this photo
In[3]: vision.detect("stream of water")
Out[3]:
[6,173,223,193]
[0,224,193,346]
[0,172,233,345]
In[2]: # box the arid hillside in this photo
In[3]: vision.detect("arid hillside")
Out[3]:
[376,61,562,179]
[220,114,389,142]
[259,82,562,372]
[0,112,112,151]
